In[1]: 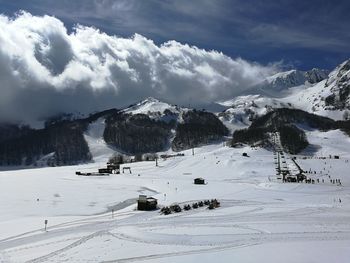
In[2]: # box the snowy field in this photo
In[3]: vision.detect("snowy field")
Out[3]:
[1,132,350,262]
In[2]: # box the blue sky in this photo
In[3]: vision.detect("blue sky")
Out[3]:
[0,0,349,70]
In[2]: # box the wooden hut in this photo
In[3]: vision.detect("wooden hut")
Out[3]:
[194,178,205,185]
[98,168,112,174]
[107,163,120,173]
[97,163,120,174]
[137,195,158,211]
[286,175,297,182]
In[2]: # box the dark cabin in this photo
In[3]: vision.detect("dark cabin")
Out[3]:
[98,163,120,174]
[107,163,120,172]
[286,175,297,183]
[137,195,158,211]
[98,168,112,174]
[334,155,340,159]
[194,178,205,185]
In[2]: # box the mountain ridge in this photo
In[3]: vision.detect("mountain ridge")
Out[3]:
[1,59,350,167]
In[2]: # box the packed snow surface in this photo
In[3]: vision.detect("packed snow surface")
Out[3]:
[83,118,117,162]
[1,131,350,262]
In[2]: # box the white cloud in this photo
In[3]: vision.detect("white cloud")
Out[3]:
[0,11,280,124]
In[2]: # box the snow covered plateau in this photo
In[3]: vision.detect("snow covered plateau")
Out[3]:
[1,129,350,262]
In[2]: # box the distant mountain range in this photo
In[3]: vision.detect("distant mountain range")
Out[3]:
[0,59,349,167]
[219,59,350,129]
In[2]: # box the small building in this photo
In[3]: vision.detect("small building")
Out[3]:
[97,163,120,174]
[242,152,249,157]
[285,175,297,183]
[76,172,109,176]
[137,195,158,211]
[334,155,340,159]
[98,168,112,174]
[106,163,120,173]
[194,178,205,185]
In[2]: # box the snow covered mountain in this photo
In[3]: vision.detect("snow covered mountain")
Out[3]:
[0,98,229,166]
[323,60,350,110]
[264,69,307,91]
[280,59,350,120]
[2,60,350,263]
[219,60,349,129]
[217,95,294,132]
[244,68,329,97]
[305,68,330,84]
[122,97,182,122]
[265,68,328,88]
[1,59,350,167]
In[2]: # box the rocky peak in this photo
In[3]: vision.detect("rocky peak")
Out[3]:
[305,68,329,84]
[323,59,350,110]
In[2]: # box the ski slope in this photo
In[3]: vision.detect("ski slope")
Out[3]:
[0,135,350,262]
[83,117,117,162]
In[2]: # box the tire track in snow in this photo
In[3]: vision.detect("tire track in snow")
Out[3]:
[102,242,260,263]
[112,225,350,247]
[26,230,110,263]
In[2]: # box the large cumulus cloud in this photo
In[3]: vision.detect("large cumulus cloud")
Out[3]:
[0,11,280,124]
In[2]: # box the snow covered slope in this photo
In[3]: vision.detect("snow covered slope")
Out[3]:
[217,95,294,132]
[280,60,350,120]
[263,68,328,89]
[124,97,178,114]
[218,60,350,126]
[83,118,116,162]
[243,68,328,97]
[280,79,342,119]
[123,97,182,122]
[264,69,307,91]
[323,60,350,111]
[1,134,350,262]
